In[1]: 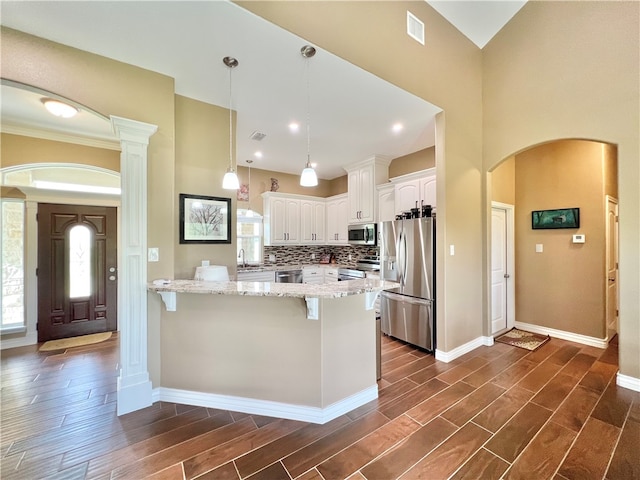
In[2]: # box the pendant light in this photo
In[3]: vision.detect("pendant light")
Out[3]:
[222,56,240,190]
[245,159,254,217]
[299,45,318,187]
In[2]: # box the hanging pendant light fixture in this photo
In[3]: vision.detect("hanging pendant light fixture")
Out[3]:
[245,159,254,217]
[299,45,318,187]
[222,56,240,190]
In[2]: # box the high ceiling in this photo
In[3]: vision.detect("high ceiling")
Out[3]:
[0,1,526,181]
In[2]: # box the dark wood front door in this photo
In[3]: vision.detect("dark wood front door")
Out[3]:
[37,203,117,342]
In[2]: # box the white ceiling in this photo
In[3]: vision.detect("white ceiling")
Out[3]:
[0,1,525,181]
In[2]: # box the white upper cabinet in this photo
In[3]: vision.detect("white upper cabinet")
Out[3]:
[393,168,436,216]
[377,183,396,223]
[263,193,300,245]
[326,194,348,244]
[300,199,325,244]
[344,156,390,224]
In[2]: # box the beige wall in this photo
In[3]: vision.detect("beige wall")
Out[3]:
[239,0,485,353]
[604,144,618,199]
[491,156,515,205]
[515,140,608,338]
[1,27,177,281]
[1,133,120,171]
[483,2,639,377]
[389,147,435,179]
[235,166,337,217]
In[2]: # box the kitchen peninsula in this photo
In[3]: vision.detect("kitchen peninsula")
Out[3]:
[148,278,397,424]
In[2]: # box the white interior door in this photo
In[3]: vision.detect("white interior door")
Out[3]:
[606,196,619,337]
[491,208,508,334]
[491,202,515,335]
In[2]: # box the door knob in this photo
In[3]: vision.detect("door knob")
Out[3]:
[504,273,510,279]
[109,275,116,281]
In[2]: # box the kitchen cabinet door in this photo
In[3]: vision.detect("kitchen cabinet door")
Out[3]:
[327,194,348,244]
[378,184,395,222]
[264,194,300,245]
[301,200,326,244]
[395,180,420,215]
[420,175,436,208]
[348,163,375,223]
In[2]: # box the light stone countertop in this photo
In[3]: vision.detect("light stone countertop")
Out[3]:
[148,278,398,300]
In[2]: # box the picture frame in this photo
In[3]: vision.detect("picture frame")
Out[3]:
[179,193,231,244]
[531,207,580,230]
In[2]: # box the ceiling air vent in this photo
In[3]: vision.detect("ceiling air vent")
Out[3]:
[249,131,266,141]
[407,11,425,45]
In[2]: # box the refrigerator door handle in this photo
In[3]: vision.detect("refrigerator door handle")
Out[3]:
[381,290,432,306]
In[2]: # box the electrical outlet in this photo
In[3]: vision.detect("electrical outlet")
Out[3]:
[348,254,352,261]
[269,254,275,262]
[311,253,315,260]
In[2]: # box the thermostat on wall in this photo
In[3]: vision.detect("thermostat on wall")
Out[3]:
[572,234,585,243]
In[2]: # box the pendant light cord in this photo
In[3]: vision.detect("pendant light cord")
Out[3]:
[306,55,311,164]
[229,65,233,171]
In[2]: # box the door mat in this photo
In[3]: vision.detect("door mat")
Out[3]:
[39,332,112,352]
[495,328,550,351]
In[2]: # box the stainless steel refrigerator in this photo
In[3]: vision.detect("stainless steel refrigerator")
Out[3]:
[380,216,435,351]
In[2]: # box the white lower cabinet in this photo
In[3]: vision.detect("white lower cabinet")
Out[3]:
[302,266,323,284]
[324,267,339,283]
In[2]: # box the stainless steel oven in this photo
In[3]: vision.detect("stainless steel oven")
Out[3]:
[348,223,377,245]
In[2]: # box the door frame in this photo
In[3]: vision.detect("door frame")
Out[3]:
[491,201,515,334]
[605,195,619,339]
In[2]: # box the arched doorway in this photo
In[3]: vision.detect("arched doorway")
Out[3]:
[488,139,618,347]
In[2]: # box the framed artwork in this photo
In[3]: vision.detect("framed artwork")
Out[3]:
[531,207,580,229]
[179,193,231,244]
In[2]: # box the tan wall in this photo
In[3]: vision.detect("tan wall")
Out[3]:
[239,0,485,352]
[1,133,121,171]
[326,175,348,197]
[389,147,435,179]
[174,95,238,279]
[491,156,515,206]
[483,1,639,377]
[515,140,607,338]
[1,27,176,281]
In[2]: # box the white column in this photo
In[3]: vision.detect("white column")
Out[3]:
[111,116,158,416]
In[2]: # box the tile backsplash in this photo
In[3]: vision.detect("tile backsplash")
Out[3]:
[263,245,378,268]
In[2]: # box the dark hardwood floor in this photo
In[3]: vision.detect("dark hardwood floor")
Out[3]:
[1,331,638,479]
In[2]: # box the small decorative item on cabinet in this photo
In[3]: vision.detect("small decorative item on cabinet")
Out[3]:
[319,253,331,264]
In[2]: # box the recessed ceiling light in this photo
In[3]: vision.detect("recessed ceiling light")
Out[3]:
[41,98,78,118]
[289,122,300,132]
[392,123,404,133]
[254,151,263,159]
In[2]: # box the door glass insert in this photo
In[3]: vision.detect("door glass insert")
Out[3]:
[69,225,91,298]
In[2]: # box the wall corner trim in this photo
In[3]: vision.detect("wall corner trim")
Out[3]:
[616,373,640,393]
[435,336,487,363]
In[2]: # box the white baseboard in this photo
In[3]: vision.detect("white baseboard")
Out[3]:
[436,336,493,363]
[617,373,640,392]
[152,384,379,424]
[0,331,38,350]
[117,377,153,416]
[515,321,608,349]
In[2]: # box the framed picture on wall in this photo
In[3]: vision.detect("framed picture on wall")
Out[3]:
[179,193,231,244]
[531,207,580,229]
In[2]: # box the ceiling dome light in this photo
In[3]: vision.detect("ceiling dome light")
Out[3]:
[42,98,78,118]
[392,123,404,133]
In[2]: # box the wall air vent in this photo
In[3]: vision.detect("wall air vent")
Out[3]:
[407,11,425,45]
[249,131,266,141]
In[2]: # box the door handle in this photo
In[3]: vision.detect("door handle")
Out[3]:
[609,277,615,282]
[504,273,510,279]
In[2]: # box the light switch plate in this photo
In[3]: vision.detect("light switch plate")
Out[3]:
[148,247,159,262]
[535,244,543,253]
[572,234,585,243]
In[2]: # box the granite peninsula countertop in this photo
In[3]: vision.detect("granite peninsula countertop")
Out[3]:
[148,278,398,300]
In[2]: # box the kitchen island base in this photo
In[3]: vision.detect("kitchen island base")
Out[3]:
[151,292,378,424]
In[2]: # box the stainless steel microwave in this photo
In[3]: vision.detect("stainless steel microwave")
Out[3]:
[348,223,377,245]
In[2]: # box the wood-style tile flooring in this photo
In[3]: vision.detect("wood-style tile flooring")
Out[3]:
[1,332,638,479]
